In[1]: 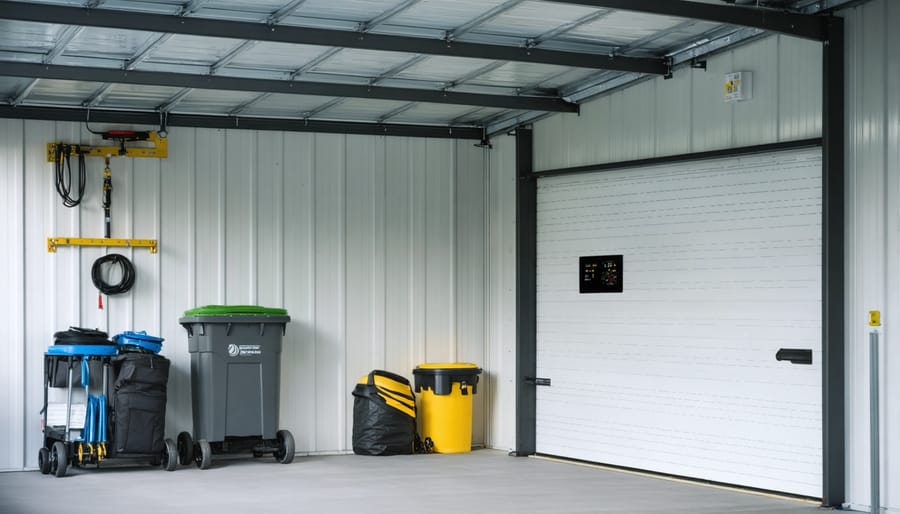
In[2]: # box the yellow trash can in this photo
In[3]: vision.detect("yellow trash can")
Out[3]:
[413,362,482,453]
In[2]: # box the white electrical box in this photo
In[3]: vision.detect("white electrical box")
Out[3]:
[724,71,752,102]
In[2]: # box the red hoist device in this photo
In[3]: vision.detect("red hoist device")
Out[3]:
[46,127,167,309]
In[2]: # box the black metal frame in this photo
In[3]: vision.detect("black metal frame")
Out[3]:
[820,15,845,508]
[542,0,827,41]
[514,16,846,505]
[0,105,485,140]
[0,62,578,114]
[0,0,668,75]
[514,127,537,457]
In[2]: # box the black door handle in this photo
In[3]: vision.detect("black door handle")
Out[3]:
[776,348,813,365]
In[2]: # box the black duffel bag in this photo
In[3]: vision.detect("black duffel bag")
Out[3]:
[110,352,170,455]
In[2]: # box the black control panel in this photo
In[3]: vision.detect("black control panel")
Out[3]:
[579,255,623,293]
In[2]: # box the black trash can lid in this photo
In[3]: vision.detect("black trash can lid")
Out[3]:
[413,362,482,376]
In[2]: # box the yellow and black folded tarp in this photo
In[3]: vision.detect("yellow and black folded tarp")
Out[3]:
[352,370,416,455]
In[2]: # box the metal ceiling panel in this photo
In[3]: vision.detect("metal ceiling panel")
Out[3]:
[92,83,185,109]
[313,48,421,77]
[149,34,248,66]
[0,20,62,54]
[194,0,292,17]
[25,79,105,104]
[226,42,333,71]
[282,0,395,24]
[567,11,688,46]
[475,1,601,38]
[647,21,728,54]
[0,76,31,98]
[173,88,263,113]
[64,27,156,60]
[237,93,339,117]
[316,97,412,121]
[464,62,572,88]
[387,0,512,31]
[0,50,42,64]
[394,56,499,83]
[386,102,488,124]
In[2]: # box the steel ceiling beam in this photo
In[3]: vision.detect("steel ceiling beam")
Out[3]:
[0,105,484,139]
[0,61,578,112]
[0,1,668,74]
[543,0,827,40]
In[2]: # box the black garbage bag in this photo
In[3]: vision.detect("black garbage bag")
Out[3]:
[352,370,416,456]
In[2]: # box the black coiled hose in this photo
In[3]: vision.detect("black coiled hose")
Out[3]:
[54,144,87,207]
[91,254,136,295]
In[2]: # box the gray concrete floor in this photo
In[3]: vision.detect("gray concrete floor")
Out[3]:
[0,449,832,514]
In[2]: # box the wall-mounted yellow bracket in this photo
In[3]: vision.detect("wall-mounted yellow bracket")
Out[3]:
[47,237,158,254]
[45,131,168,162]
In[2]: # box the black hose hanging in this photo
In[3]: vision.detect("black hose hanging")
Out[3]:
[54,144,87,207]
[91,254,136,295]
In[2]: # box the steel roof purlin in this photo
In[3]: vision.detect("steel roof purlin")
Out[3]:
[543,0,828,41]
[0,61,579,113]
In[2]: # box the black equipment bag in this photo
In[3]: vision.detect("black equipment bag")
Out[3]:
[110,352,170,455]
[352,370,417,456]
[53,326,110,345]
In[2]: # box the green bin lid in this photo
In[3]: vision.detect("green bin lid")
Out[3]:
[182,305,288,317]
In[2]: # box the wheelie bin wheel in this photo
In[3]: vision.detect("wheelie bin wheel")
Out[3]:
[177,431,193,466]
[38,447,50,475]
[195,439,212,470]
[162,438,178,471]
[51,441,67,478]
[274,430,295,464]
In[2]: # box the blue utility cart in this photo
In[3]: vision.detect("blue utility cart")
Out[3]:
[39,343,177,477]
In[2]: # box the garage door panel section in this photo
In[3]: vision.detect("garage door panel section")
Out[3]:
[535,148,822,497]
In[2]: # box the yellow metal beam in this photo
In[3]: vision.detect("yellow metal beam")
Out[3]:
[47,237,158,254]
[46,131,168,161]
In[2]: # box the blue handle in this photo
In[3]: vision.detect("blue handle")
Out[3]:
[98,395,107,443]
[81,359,90,388]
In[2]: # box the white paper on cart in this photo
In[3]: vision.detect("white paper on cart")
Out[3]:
[46,402,86,429]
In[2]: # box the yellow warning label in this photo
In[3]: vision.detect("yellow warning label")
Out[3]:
[869,310,881,327]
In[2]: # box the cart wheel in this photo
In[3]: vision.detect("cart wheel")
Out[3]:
[51,441,67,478]
[194,439,212,470]
[273,430,295,464]
[38,448,51,475]
[177,431,193,466]
[162,438,178,472]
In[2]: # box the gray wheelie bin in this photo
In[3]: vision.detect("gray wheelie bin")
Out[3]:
[177,305,293,468]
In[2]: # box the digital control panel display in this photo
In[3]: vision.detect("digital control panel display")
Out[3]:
[579,255,623,293]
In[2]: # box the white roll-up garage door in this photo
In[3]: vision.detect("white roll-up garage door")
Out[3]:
[535,147,822,497]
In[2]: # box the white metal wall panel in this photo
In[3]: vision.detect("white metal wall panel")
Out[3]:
[0,118,25,470]
[485,134,517,451]
[0,122,493,469]
[535,148,823,496]
[534,35,823,171]
[844,1,900,512]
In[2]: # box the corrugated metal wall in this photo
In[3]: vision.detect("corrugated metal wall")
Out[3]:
[0,121,502,470]
[533,34,822,171]
[844,1,900,512]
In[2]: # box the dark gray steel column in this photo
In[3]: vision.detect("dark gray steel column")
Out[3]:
[514,127,537,456]
[821,15,845,508]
